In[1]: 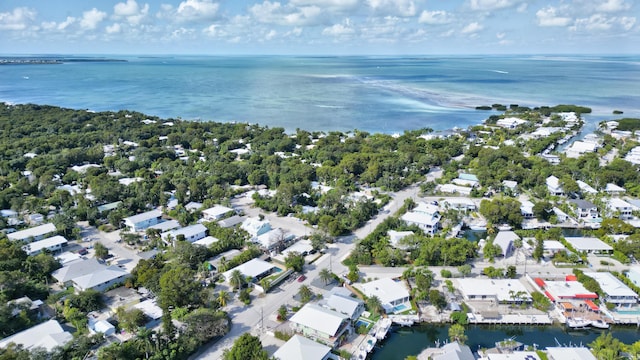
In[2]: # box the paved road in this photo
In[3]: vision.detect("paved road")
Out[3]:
[76,221,142,272]
[193,184,421,359]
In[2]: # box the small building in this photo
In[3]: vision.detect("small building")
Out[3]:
[22,235,67,256]
[486,352,540,360]
[570,199,599,219]
[253,228,293,252]
[357,278,411,314]
[577,180,598,196]
[97,201,122,213]
[564,237,613,255]
[443,198,477,211]
[456,278,532,304]
[453,173,479,188]
[604,183,626,196]
[0,319,72,352]
[543,240,566,256]
[241,217,272,238]
[201,205,235,221]
[401,202,441,235]
[493,231,519,258]
[496,117,527,129]
[546,176,564,196]
[437,184,472,196]
[520,200,535,219]
[387,230,415,249]
[208,249,242,272]
[52,258,130,292]
[193,236,219,247]
[162,223,207,244]
[502,180,519,194]
[289,303,352,348]
[584,271,638,308]
[7,223,57,242]
[123,209,163,232]
[147,219,181,233]
[218,215,244,228]
[323,291,365,322]
[418,342,475,360]
[546,347,597,360]
[552,207,569,222]
[273,334,332,360]
[134,299,163,324]
[89,318,116,336]
[185,202,203,212]
[627,267,640,287]
[608,198,634,219]
[222,258,275,283]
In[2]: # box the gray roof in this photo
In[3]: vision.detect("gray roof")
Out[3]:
[289,303,349,337]
[325,293,363,319]
[73,265,129,291]
[0,320,72,352]
[218,215,244,228]
[570,199,597,209]
[52,258,104,283]
[7,223,56,241]
[124,209,162,225]
[433,342,475,360]
[273,334,331,360]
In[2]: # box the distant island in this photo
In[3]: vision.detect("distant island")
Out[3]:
[0,57,127,65]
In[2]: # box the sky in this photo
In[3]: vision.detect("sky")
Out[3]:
[0,0,638,55]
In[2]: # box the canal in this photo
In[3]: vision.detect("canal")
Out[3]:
[371,324,640,359]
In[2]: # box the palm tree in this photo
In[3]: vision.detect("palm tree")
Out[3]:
[298,285,313,303]
[217,290,230,307]
[259,278,271,292]
[319,268,333,285]
[229,270,245,291]
[366,295,383,316]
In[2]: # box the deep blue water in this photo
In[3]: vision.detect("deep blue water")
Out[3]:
[371,324,640,360]
[1,55,639,133]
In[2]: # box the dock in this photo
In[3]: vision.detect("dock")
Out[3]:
[467,313,553,325]
[353,317,392,359]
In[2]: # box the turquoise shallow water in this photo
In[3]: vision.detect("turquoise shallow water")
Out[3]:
[1,55,639,133]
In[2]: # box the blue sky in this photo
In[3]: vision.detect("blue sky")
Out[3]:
[0,0,638,54]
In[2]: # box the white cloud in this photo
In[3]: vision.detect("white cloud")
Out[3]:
[106,23,122,34]
[250,1,325,26]
[418,10,453,24]
[114,0,149,25]
[596,0,631,12]
[517,3,527,13]
[571,14,636,32]
[322,19,355,36]
[174,0,220,23]
[469,0,520,11]
[366,0,417,17]
[536,6,572,27]
[80,8,107,30]
[265,29,277,40]
[289,0,359,12]
[461,22,483,34]
[0,7,36,31]
[620,16,636,30]
[496,32,505,39]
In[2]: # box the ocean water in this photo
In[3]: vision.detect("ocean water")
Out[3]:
[1,55,639,133]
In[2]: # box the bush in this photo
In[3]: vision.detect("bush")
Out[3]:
[440,269,452,278]
[274,330,293,341]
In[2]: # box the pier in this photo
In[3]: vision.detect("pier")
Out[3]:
[467,313,553,325]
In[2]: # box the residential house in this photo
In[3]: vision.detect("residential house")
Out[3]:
[486,352,540,360]
[496,117,527,129]
[401,202,441,235]
[576,180,598,196]
[543,240,566,256]
[147,219,181,233]
[437,184,472,196]
[0,320,72,352]
[605,183,626,196]
[584,272,638,309]
[97,201,122,214]
[553,207,569,222]
[566,141,598,158]
[387,230,415,249]
[442,198,477,211]
[564,237,613,255]
[218,215,244,228]
[323,291,365,322]
[453,173,479,188]
[52,258,130,292]
[222,258,275,283]
[570,199,599,219]
[493,231,519,257]
[241,217,272,238]
[546,176,564,196]
[201,205,235,221]
[547,347,597,360]
[627,267,640,287]
[289,303,352,348]
[533,278,597,303]
[7,223,57,242]
[357,278,411,314]
[520,200,534,219]
[123,209,163,232]
[607,198,634,219]
[456,279,532,304]
[254,228,294,253]
[418,342,475,360]
[22,235,67,256]
[193,236,219,247]
[273,334,332,360]
[502,180,518,195]
[161,223,208,244]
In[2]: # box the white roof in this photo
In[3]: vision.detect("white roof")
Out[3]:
[605,183,626,192]
[325,293,363,319]
[241,217,271,236]
[502,180,518,189]
[577,180,598,194]
[162,223,207,241]
[273,334,331,360]
[223,258,275,281]
[402,211,439,226]
[564,237,613,252]
[52,258,105,283]
[124,209,162,225]
[0,320,72,351]
[544,281,594,299]
[202,205,234,218]
[55,251,83,266]
[148,219,181,232]
[494,231,519,254]
[456,279,531,302]
[520,200,534,212]
[543,240,566,251]
[358,278,410,306]
[486,352,540,360]
[254,228,288,249]
[608,197,632,209]
[134,299,163,320]
[413,202,439,215]
[289,303,348,337]
[546,347,596,360]
[388,230,414,247]
[193,236,219,247]
[7,223,56,241]
[438,184,473,195]
[567,141,597,153]
[22,235,67,255]
[584,272,638,298]
[281,239,313,257]
[72,265,129,291]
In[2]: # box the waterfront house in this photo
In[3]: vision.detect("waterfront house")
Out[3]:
[273,334,332,360]
[584,272,638,309]
[496,117,527,129]
[456,279,532,304]
[322,290,365,322]
[546,176,564,196]
[22,235,67,256]
[552,207,569,222]
[546,347,597,360]
[161,223,207,244]
[486,352,540,360]
[565,141,598,158]
[401,202,441,235]
[0,320,72,352]
[564,237,613,255]
[123,209,163,232]
[534,278,597,302]
[569,199,599,219]
[418,342,475,360]
[7,223,57,242]
[607,198,634,219]
[493,231,519,258]
[357,278,411,314]
[543,240,566,256]
[201,205,235,221]
[289,303,352,348]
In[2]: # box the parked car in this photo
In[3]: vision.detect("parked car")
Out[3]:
[78,247,88,255]
[297,275,306,282]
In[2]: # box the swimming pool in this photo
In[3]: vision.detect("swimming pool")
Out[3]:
[356,319,373,328]
[393,304,409,312]
[615,309,640,315]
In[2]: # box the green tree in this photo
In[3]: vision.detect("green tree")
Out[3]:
[429,290,447,311]
[589,332,624,360]
[94,242,109,260]
[506,265,517,279]
[116,307,147,333]
[223,333,269,360]
[298,285,313,303]
[319,268,333,285]
[229,269,246,291]
[366,295,383,316]
[277,305,288,321]
[448,324,468,344]
[284,251,305,272]
[458,264,472,278]
[158,265,202,309]
[183,308,230,345]
[217,290,230,308]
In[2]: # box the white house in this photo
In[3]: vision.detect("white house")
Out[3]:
[123,209,163,232]
[22,235,67,256]
[452,173,480,188]
[323,291,365,322]
[566,141,598,158]
[584,271,638,308]
[401,202,441,235]
[162,223,207,243]
[493,231,519,257]
[552,207,569,222]
[608,198,634,219]
[387,230,415,249]
[577,180,598,195]
[543,240,566,256]
[437,184,472,196]
[201,205,234,221]
[520,200,534,219]
[52,258,130,292]
[254,228,294,252]
[7,223,57,242]
[193,236,219,247]
[496,117,527,129]
[626,267,640,287]
[0,320,72,352]
[222,258,275,283]
[547,347,597,360]
[241,217,272,238]
[570,199,599,219]
[289,303,352,348]
[546,176,564,196]
[357,278,411,314]
[605,183,626,196]
[273,334,332,360]
[456,279,532,304]
[565,237,613,255]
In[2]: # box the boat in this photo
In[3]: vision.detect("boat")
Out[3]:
[566,317,591,329]
[590,319,610,329]
[468,224,486,231]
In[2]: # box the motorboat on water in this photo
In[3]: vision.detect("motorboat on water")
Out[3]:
[590,319,610,329]
[565,317,591,329]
